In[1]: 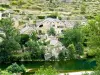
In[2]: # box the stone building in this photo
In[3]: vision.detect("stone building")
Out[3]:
[36,18,65,35]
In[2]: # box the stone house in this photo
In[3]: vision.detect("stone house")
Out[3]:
[36,18,65,35]
[20,25,35,34]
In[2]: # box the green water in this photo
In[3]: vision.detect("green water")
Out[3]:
[0,59,96,74]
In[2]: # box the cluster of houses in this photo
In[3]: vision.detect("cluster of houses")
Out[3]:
[0,9,87,60]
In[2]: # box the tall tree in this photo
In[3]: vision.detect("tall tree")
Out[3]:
[0,18,21,63]
[85,15,100,70]
[60,26,84,58]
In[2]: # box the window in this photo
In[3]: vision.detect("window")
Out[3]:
[57,26,64,28]
[39,24,43,27]
[61,30,64,32]
[39,30,42,34]
[53,25,55,27]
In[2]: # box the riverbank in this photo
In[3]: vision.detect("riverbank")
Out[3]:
[59,71,93,75]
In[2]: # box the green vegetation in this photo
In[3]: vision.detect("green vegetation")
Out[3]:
[0,18,21,63]
[0,0,100,74]
[6,63,26,73]
[59,26,84,59]
[86,15,100,70]
[35,66,58,75]
[48,27,56,36]
[0,63,26,75]
[0,18,45,62]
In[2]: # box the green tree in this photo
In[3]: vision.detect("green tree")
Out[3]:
[60,26,84,57]
[68,44,76,59]
[26,32,44,60]
[6,62,26,73]
[0,18,21,63]
[86,15,100,70]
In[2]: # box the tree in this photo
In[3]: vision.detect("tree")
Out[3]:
[26,32,44,60]
[85,15,100,70]
[0,18,21,63]
[60,26,84,57]
[68,44,76,59]
[6,62,26,73]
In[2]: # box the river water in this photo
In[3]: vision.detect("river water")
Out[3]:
[0,59,96,74]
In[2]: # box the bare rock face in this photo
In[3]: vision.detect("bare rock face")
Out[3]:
[44,36,64,60]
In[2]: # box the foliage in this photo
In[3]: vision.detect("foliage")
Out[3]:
[82,71,100,75]
[6,62,26,73]
[67,44,76,59]
[85,15,100,70]
[60,26,84,58]
[86,15,100,48]
[91,71,100,75]
[58,48,68,60]
[37,16,45,19]
[0,70,12,75]
[20,34,29,46]
[47,12,59,18]
[82,72,90,75]
[26,39,44,59]
[0,18,21,63]
[26,32,44,60]
[87,49,96,57]
[35,66,58,75]
[48,27,56,36]
[80,2,86,14]
[0,4,10,8]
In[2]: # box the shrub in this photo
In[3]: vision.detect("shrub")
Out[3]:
[35,66,58,75]
[82,72,90,75]
[0,7,5,11]
[11,1,18,5]
[47,27,56,36]
[68,44,76,59]
[37,16,45,19]
[0,4,10,8]
[91,71,100,75]
[47,12,58,18]
[6,63,26,73]
[0,70,12,75]
[87,49,96,57]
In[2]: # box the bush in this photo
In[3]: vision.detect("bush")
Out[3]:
[6,63,26,73]
[47,27,56,36]
[37,16,45,19]
[35,66,58,75]
[0,70,12,75]
[0,7,5,11]
[82,71,100,75]
[68,44,76,59]
[82,72,90,75]
[11,1,17,5]
[0,4,10,8]
[20,64,26,73]
[91,71,100,75]
[87,49,96,57]
[47,12,58,18]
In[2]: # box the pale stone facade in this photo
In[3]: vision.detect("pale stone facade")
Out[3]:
[36,18,65,35]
